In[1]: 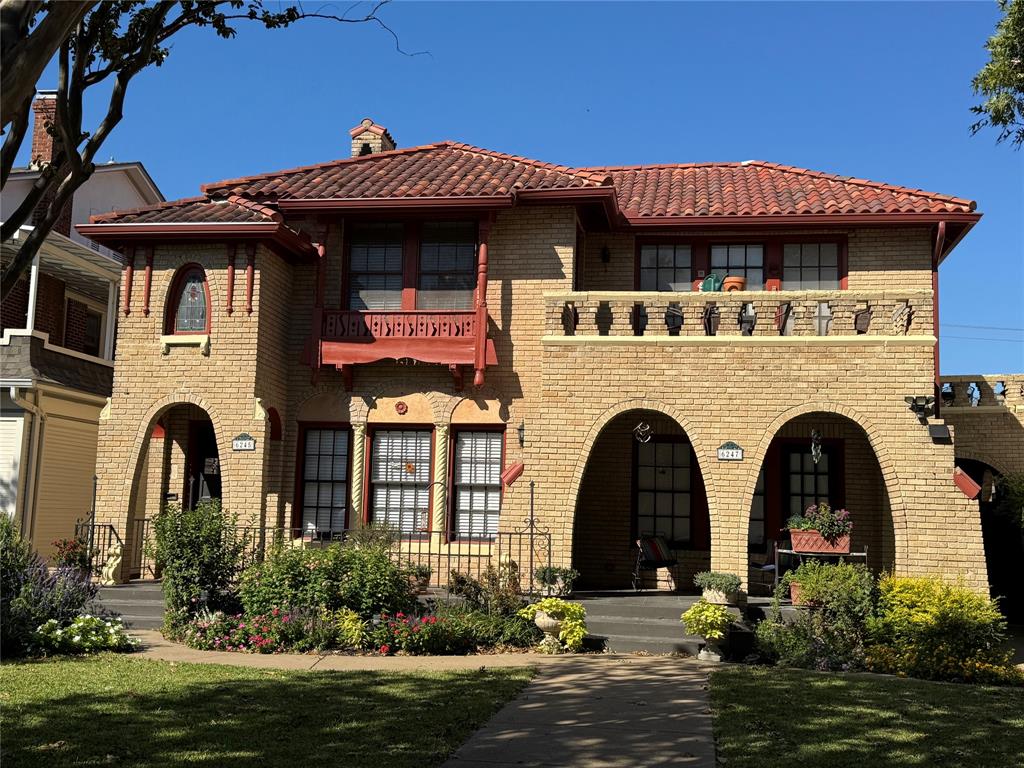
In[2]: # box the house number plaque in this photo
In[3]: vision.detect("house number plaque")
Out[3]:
[232,433,256,451]
[717,441,744,461]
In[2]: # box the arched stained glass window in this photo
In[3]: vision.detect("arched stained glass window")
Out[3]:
[168,266,209,333]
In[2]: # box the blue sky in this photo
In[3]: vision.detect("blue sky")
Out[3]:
[21,1,1022,372]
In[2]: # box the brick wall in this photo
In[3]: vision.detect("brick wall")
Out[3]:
[64,298,89,353]
[1,278,28,330]
[35,273,66,345]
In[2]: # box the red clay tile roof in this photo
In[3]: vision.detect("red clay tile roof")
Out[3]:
[90,145,976,228]
[580,161,976,218]
[200,142,612,200]
[89,195,281,225]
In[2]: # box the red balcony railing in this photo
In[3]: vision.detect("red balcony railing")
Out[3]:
[316,309,496,382]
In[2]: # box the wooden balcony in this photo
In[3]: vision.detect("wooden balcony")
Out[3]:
[316,309,496,385]
[543,289,936,341]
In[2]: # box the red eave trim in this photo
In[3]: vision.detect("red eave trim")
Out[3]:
[279,196,516,212]
[516,187,619,224]
[621,212,982,228]
[76,222,317,259]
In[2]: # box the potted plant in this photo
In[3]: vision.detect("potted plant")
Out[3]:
[722,275,747,292]
[787,502,852,554]
[535,566,579,597]
[408,564,432,593]
[681,599,732,662]
[693,571,742,605]
[518,597,588,653]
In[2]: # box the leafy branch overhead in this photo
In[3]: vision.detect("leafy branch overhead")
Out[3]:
[0,1,417,300]
[971,0,1024,148]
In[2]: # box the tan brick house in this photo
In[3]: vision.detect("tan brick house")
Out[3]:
[78,118,1021,593]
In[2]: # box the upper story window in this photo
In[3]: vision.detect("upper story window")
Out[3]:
[710,244,764,290]
[83,307,103,357]
[639,244,692,291]
[783,243,840,290]
[418,222,477,310]
[349,223,404,311]
[167,265,209,334]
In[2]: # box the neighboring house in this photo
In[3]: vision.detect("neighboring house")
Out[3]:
[79,117,1023,592]
[0,93,163,560]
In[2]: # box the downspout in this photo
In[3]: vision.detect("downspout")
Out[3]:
[932,222,946,416]
[10,387,44,539]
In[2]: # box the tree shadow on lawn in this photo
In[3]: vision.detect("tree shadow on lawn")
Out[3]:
[711,666,1024,768]
[2,656,532,768]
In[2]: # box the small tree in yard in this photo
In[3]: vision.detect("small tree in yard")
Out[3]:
[0,1,416,299]
[151,500,243,630]
[971,0,1024,147]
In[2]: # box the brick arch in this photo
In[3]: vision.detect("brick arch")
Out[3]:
[736,401,909,569]
[294,385,369,423]
[954,450,1010,479]
[159,253,222,319]
[565,398,721,544]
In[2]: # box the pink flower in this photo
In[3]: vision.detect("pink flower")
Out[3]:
[281,615,290,623]
[379,644,391,655]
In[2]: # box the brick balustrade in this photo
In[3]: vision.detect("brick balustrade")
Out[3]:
[544,288,934,339]
[939,374,1024,410]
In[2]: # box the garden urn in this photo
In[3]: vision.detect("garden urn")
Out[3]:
[534,610,563,642]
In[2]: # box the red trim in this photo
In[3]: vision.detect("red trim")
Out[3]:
[932,222,946,393]
[953,467,981,499]
[245,243,255,315]
[293,421,353,532]
[122,247,134,316]
[447,425,506,542]
[363,424,436,536]
[225,244,236,315]
[164,263,211,335]
[151,422,166,439]
[75,222,316,261]
[142,247,153,315]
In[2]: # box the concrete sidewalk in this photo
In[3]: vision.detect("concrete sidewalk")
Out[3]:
[443,655,715,768]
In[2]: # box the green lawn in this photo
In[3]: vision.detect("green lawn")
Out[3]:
[711,666,1024,768]
[0,654,533,767]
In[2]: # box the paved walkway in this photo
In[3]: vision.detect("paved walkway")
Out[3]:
[132,631,716,766]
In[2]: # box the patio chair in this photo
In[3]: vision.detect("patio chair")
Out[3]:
[748,539,778,597]
[632,535,678,592]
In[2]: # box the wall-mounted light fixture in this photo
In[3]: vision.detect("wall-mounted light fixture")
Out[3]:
[905,395,935,420]
[517,421,525,448]
[600,245,611,264]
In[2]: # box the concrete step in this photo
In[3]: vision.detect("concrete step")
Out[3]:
[586,617,689,641]
[597,634,703,655]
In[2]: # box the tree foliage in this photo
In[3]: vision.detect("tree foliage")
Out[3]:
[0,1,410,299]
[971,0,1024,148]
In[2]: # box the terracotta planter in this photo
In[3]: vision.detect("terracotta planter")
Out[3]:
[789,580,804,605]
[789,529,850,554]
[722,276,747,292]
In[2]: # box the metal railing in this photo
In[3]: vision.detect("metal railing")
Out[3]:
[74,514,122,576]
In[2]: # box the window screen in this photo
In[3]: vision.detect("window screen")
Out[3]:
[301,428,350,533]
[370,430,432,534]
[783,243,840,290]
[636,440,692,544]
[418,221,477,310]
[349,222,404,310]
[710,244,764,290]
[453,431,502,539]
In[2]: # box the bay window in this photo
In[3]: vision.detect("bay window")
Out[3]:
[369,430,432,533]
[452,430,503,539]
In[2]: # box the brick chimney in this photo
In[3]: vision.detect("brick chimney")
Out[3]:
[29,90,72,235]
[349,117,396,157]
[30,90,58,168]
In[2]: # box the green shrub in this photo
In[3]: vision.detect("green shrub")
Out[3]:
[239,541,414,620]
[993,472,1024,528]
[239,545,347,617]
[518,598,587,652]
[436,604,541,648]
[334,607,369,649]
[152,501,243,628]
[681,599,732,639]
[757,561,874,671]
[866,575,1020,684]
[33,615,137,655]
[1,515,100,657]
[449,565,524,615]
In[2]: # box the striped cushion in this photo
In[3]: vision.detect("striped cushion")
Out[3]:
[638,536,674,564]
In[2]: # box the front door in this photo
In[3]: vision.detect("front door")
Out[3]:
[187,421,221,508]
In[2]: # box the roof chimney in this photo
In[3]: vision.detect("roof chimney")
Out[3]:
[349,117,396,158]
[30,90,59,169]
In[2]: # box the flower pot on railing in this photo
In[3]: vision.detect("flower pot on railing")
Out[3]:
[722,276,747,292]
[789,529,851,554]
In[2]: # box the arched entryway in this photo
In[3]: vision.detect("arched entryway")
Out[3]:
[956,458,1023,623]
[125,402,221,578]
[745,411,896,594]
[572,409,710,591]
